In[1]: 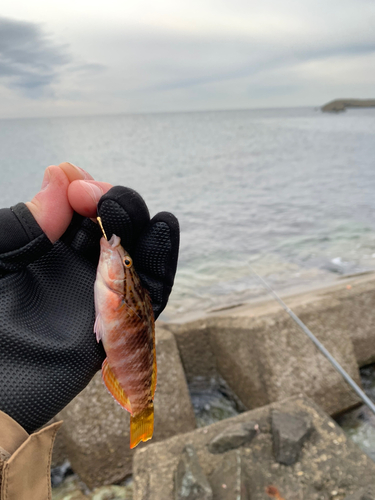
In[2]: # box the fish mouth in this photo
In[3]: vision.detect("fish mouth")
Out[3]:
[108,234,121,247]
[100,234,122,251]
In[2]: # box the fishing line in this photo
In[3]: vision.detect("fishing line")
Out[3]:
[248,263,375,416]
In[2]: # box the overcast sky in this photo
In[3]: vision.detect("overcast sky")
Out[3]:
[1,0,375,118]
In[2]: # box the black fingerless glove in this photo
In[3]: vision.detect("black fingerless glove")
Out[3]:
[0,186,179,433]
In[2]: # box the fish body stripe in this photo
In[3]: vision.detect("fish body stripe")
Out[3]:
[94,236,156,417]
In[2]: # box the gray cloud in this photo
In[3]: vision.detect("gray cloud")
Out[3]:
[129,30,375,93]
[0,17,105,98]
[1,1,375,117]
[0,17,71,97]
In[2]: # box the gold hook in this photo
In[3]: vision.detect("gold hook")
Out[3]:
[97,217,108,240]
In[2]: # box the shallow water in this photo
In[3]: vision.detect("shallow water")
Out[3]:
[1,107,375,320]
[188,376,244,427]
[336,364,375,462]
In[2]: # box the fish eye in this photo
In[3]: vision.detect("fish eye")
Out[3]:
[123,256,133,268]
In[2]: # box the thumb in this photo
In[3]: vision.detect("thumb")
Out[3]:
[26,165,73,243]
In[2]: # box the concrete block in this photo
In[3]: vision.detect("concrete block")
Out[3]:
[57,327,196,488]
[210,451,249,500]
[133,396,375,500]
[166,321,217,383]
[208,309,361,415]
[175,445,212,500]
[344,486,375,500]
[168,277,375,415]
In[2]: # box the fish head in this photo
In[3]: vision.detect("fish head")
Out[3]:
[97,234,140,295]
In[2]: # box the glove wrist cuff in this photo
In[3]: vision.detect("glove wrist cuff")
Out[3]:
[0,204,53,274]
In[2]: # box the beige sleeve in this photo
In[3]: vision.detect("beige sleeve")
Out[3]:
[0,410,62,500]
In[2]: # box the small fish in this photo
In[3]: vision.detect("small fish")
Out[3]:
[94,233,156,449]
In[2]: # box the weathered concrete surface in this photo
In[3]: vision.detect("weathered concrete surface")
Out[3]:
[164,320,217,382]
[168,274,375,415]
[175,445,213,500]
[57,327,196,488]
[344,486,375,500]
[133,396,375,500]
[322,98,375,112]
[209,451,248,500]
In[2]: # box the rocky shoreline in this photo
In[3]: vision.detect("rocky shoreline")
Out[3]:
[321,99,375,112]
[52,273,375,499]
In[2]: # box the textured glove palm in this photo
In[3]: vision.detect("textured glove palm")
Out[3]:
[0,186,179,433]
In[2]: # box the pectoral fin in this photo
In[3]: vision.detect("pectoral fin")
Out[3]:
[102,358,132,414]
[94,314,105,343]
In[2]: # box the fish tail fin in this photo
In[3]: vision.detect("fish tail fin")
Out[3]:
[130,404,154,449]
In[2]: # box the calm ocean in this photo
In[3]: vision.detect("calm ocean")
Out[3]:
[1,107,375,320]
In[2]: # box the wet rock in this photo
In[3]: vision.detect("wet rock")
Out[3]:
[89,485,132,500]
[271,410,313,465]
[207,422,257,454]
[175,445,212,500]
[209,451,248,499]
[344,487,375,500]
[51,460,74,488]
[57,328,196,488]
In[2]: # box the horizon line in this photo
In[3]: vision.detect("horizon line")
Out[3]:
[0,104,321,122]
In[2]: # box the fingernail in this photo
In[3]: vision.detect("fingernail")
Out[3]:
[41,168,51,190]
[79,180,103,203]
[67,162,92,180]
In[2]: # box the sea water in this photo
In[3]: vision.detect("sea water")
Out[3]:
[1,107,375,320]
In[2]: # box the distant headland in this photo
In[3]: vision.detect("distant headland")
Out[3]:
[322,98,375,112]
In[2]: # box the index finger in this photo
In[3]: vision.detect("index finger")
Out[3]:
[68,180,113,218]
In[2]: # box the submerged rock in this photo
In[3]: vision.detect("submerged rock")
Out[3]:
[175,444,213,500]
[271,410,313,465]
[207,422,257,454]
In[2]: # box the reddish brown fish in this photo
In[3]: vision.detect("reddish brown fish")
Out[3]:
[94,234,156,449]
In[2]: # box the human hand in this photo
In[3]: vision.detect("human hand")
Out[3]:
[0,163,179,433]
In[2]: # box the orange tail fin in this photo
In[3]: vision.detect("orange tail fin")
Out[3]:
[130,404,154,449]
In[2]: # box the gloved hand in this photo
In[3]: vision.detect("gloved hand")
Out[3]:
[0,164,179,434]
